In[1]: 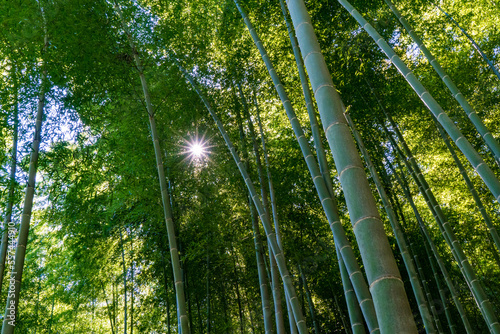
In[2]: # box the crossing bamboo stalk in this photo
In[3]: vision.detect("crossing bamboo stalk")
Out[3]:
[113,4,190,332]
[339,0,500,205]
[233,1,383,332]
[345,111,436,333]
[384,0,500,165]
[176,61,308,333]
[285,0,416,331]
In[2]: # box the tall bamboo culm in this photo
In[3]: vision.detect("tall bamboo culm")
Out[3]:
[345,111,436,333]
[175,62,309,333]
[384,0,500,166]
[381,118,498,332]
[233,1,383,332]
[0,67,19,297]
[1,16,47,333]
[285,0,417,332]
[428,0,500,82]
[277,2,373,332]
[430,115,500,261]
[113,5,190,333]
[338,0,500,205]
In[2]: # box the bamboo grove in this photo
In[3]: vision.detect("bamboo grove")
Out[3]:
[0,0,499,333]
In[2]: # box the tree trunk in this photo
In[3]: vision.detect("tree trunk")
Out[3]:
[113,4,190,333]
[119,228,127,334]
[1,26,48,334]
[298,266,320,334]
[176,61,307,333]
[345,111,436,333]
[384,0,500,166]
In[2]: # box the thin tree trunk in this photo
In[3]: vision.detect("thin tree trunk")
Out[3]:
[48,285,56,334]
[176,61,307,333]
[0,67,19,295]
[113,4,190,333]
[119,228,127,334]
[238,83,285,334]
[333,295,352,334]
[206,251,210,334]
[384,0,500,165]
[429,0,500,81]
[345,111,436,333]
[284,1,416,332]
[298,266,320,334]
[387,159,473,333]
[161,251,172,334]
[130,235,134,334]
[102,282,117,334]
[1,23,48,333]
[233,2,382,332]
[337,257,363,334]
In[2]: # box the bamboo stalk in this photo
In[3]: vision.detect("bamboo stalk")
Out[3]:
[234,1,382,331]
[285,0,416,331]
[345,111,436,333]
[339,0,500,204]
[113,4,190,332]
[176,62,308,333]
[384,0,500,165]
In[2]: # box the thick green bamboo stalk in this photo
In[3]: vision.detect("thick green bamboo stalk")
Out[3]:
[113,5,189,333]
[381,119,499,332]
[388,159,473,334]
[345,111,436,333]
[233,2,381,332]
[176,63,308,333]
[338,246,365,334]
[239,84,285,334]
[428,0,500,81]
[385,0,500,165]
[339,0,500,203]
[277,3,373,332]
[285,0,416,332]
[1,33,47,334]
[0,68,19,296]
[430,115,500,260]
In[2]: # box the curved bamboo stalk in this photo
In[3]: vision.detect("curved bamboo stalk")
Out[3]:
[338,246,365,334]
[235,100,274,334]
[339,0,500,204]
[238,84,285,334]
[430,115,500,261]
[385,0,500,166]
[234,1,383,332]
[0,67,19,296]
[277,3,374,332]
[381,118,498,332]
[285,0,416,332]
[1,23,47,334]
[345,111,436,333]
[113,4,190,333]
[176,62,308,333]
[428,0,500,81]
